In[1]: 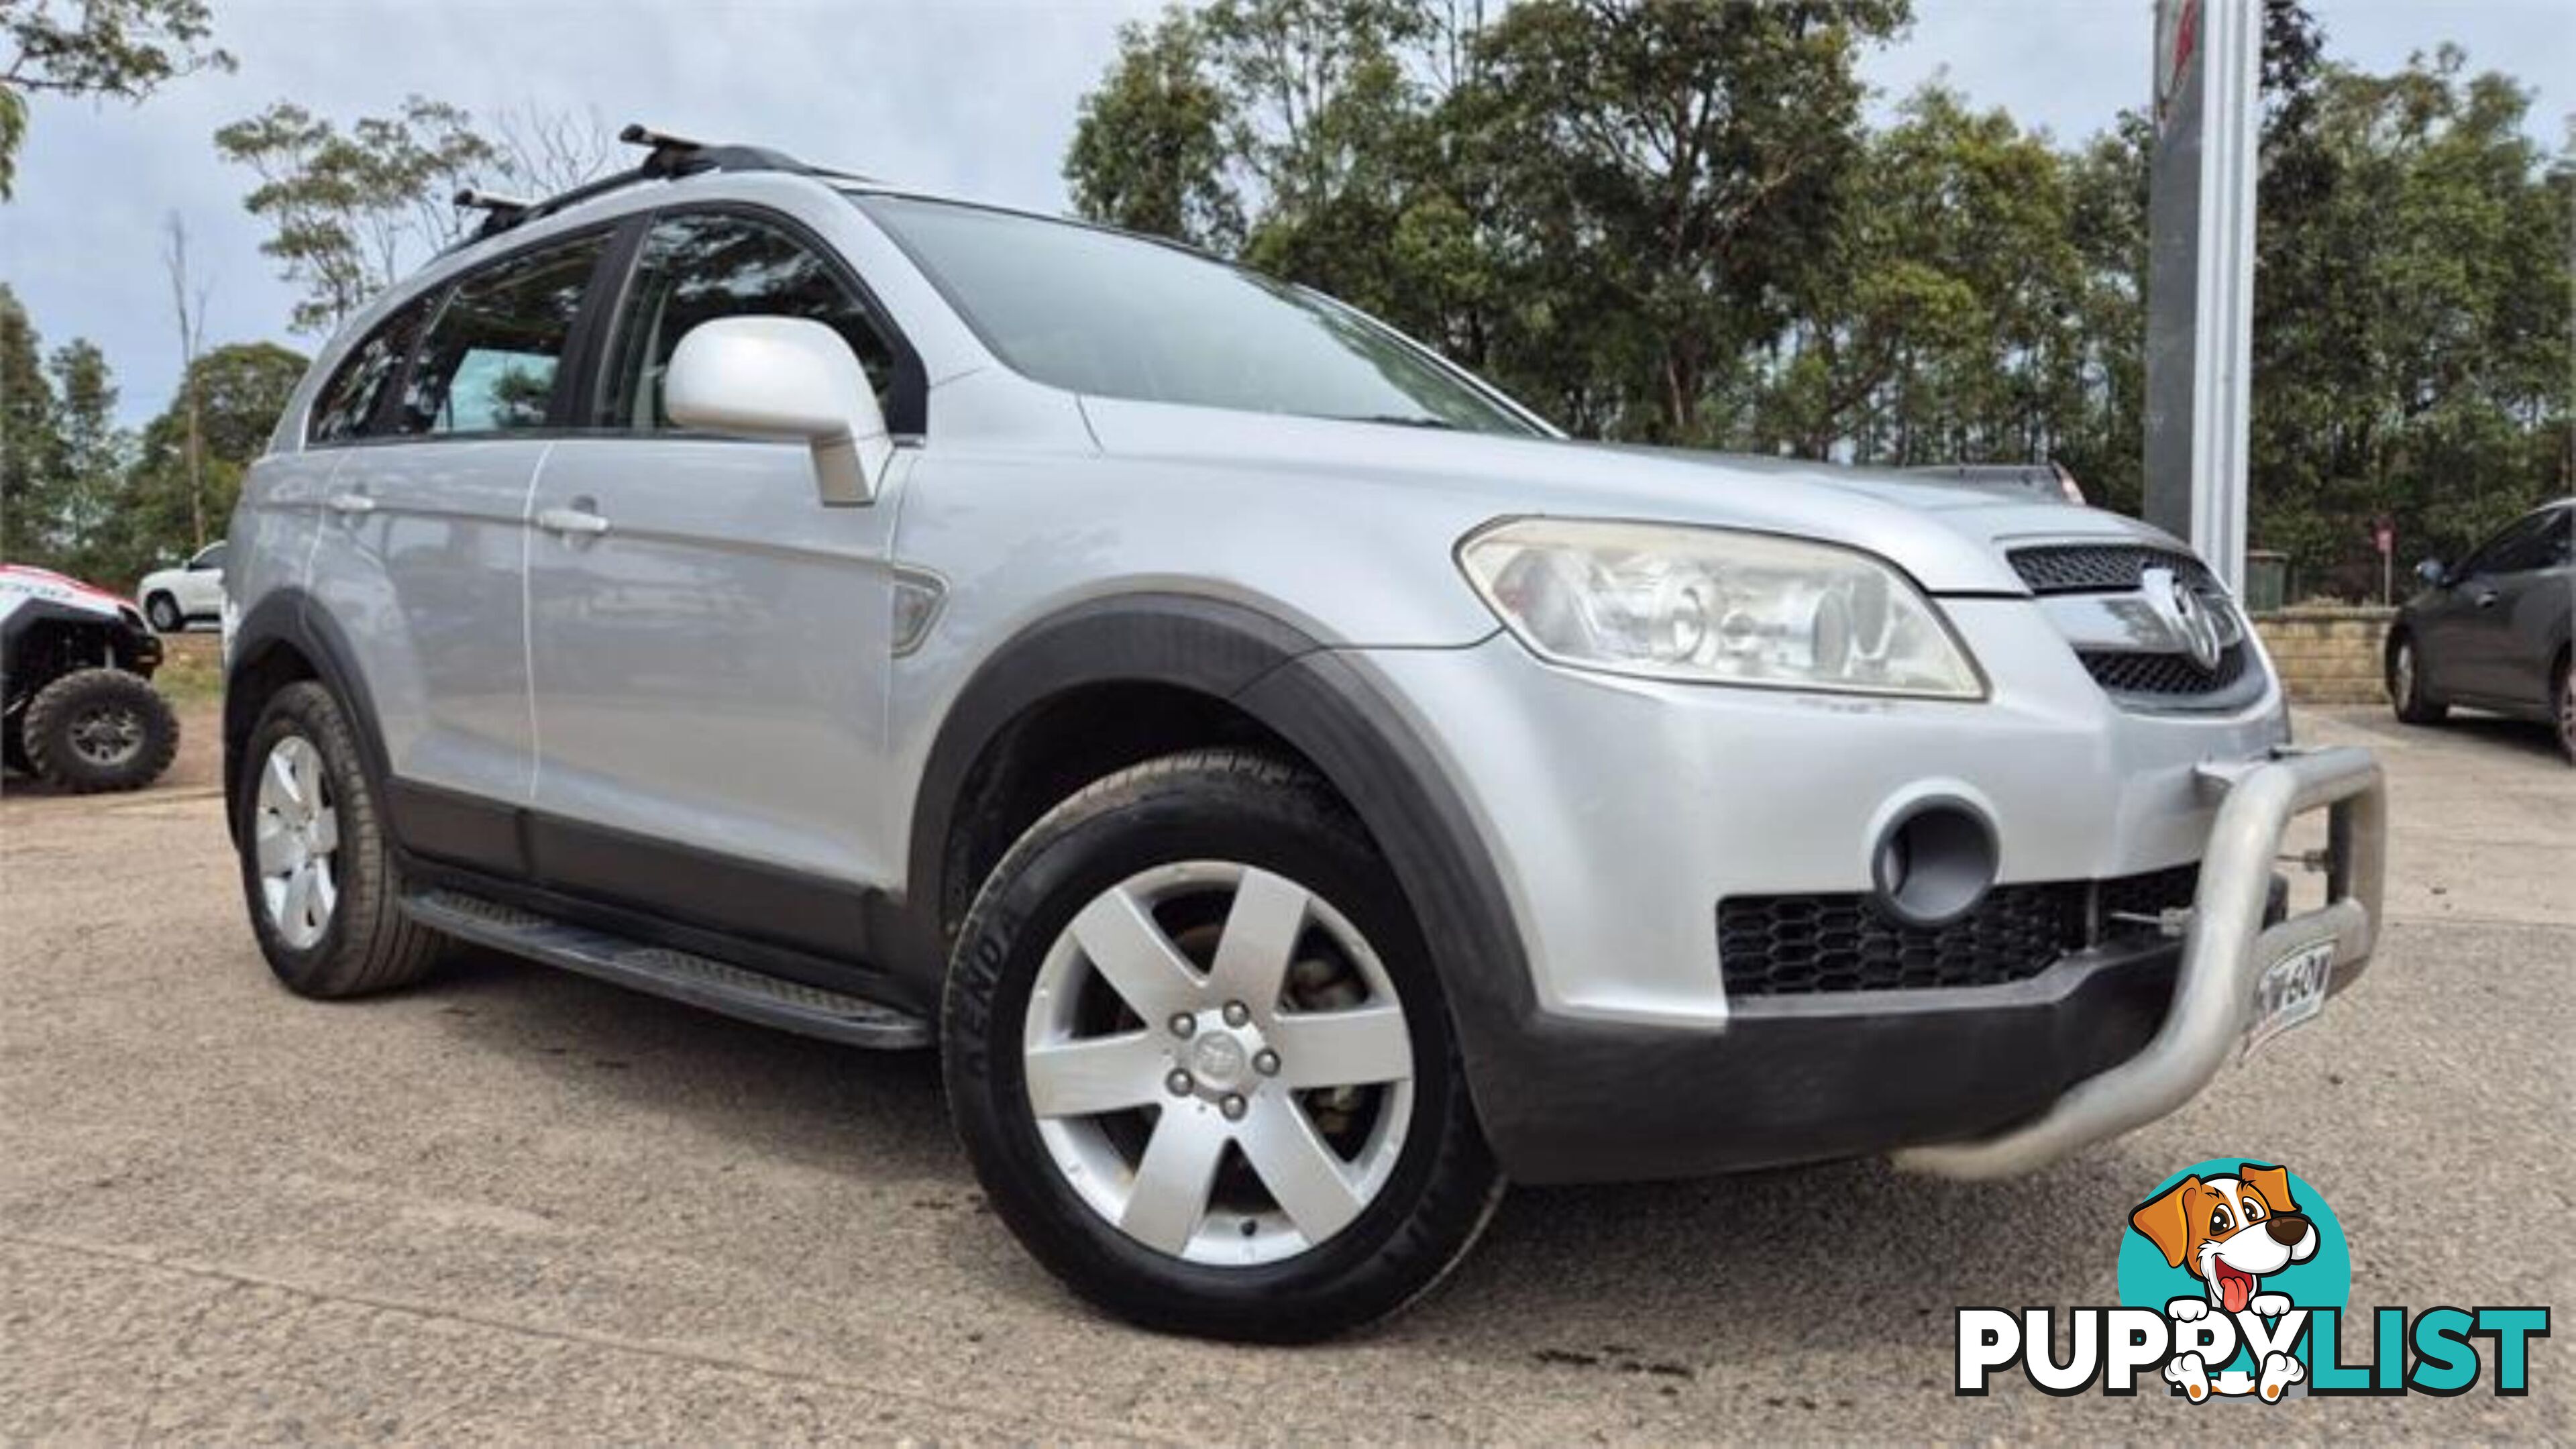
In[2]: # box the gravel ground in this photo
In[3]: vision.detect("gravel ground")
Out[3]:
[1,702,2567,1442]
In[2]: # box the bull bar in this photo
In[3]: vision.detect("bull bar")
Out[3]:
[1892,745,2387,1179]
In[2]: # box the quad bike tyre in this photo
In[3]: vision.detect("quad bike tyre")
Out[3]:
[20,667,180,793]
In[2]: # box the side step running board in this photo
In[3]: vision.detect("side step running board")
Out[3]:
[402,888,932,1050]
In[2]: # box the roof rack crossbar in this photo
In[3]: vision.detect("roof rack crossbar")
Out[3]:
[435,123,872,256]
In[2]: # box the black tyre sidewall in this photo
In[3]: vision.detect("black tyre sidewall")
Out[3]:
[146,594,182,633]
[22,668,179,792]
[2555,654,2573,764]
[2390,634,2445,724]
[944,756,1498,1342]
[237,682,409,996]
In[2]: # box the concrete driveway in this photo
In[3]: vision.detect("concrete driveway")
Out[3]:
[2,706,2567,1441]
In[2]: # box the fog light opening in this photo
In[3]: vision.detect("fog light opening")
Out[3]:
[1871,800,1998,928]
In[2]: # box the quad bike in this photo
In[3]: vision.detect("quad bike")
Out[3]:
[1,564,182,793]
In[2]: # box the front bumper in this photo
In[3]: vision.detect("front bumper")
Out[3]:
[1452,747,2383,1185]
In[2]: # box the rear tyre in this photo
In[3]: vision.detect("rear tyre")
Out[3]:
[2388,633,2447,725]
[145,593,184,633]
[943,749,1503,1342]
[21,667,180,792]
[236,680,449,998]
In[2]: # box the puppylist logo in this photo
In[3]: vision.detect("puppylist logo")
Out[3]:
[1955,1159,2550,1400]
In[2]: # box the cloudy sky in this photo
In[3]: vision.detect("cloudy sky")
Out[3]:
[7,0,2569,425]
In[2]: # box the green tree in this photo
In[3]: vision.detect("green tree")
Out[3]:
[115,341,303,575]
[39,338,127,576]
[0,282,56,559]
[1,0,233,197]
[1058,1,2563,600]
[215,96,500,333]
[1462,0,1909,442]
[1065,7,1244,248]
[2050,116,2153,517]
[2249,45,2570,589]
[1758,87,2084,466]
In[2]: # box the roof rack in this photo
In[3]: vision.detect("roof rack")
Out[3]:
[445,123,869,250]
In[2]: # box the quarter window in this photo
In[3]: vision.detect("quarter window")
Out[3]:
[604,212,896,429]
[307,296,434,443]
[394,233,608,435]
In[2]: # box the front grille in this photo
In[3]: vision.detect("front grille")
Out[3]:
[1719,865,2199,996]
[2098,862,2200,922]
[2080,642,2250,696]
[2009,544,2213,595]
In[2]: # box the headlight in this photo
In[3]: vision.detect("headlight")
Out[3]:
[1456,518,1985,699]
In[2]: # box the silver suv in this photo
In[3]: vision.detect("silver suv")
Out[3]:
[222,132,2387,1341]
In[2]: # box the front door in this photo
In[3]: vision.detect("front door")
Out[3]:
[525,209,911,953]
[2447,508,2568,704]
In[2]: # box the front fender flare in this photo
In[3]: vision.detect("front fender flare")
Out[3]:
[902,594,1537,1155]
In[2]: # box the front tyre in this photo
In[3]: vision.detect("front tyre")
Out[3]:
[21,667,180,792]
[235,681,448,998]
[2388,633,2447,725]
[2553,651,2573,765]
[943,750,1503,1342]
[145,592,184,633]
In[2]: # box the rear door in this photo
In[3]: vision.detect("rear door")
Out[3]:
[523,208,913,947]
[305,229,613,822]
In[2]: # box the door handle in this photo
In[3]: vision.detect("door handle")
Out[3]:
[2471,588,2500,608]
[535,504,610,537]
[325,492,375,517]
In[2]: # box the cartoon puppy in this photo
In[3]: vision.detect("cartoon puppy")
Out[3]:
[2129,1163,2320,1401]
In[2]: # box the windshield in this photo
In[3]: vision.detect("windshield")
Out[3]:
[856,195,1539,436]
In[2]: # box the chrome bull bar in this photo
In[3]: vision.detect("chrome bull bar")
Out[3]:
[1893,745,2386,1179]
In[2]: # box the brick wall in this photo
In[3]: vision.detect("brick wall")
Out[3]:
[2251,606,2396,706]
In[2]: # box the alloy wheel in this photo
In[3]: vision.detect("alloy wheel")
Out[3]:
[254,735,341,950]
[1022,861,1415,1266]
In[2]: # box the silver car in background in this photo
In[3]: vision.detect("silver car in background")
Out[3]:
[219,131,2385,1340]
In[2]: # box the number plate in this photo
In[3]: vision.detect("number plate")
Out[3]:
[2243,938,2335,1059]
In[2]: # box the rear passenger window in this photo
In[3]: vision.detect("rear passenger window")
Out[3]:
[604,212,896,429]
[307,296,433,443]
[394,233,608,435]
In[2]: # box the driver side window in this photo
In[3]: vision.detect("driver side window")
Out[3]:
[2462,511,2563,578]
[604,211,897,431]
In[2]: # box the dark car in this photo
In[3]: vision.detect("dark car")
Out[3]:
[2387,498,2574,761]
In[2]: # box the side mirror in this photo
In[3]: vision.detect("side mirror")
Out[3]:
[2413,557,2447,588]
[665,316,891,506]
